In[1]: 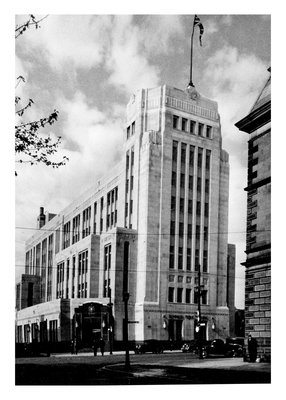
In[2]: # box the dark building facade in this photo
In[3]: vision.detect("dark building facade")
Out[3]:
[235,68,271,361]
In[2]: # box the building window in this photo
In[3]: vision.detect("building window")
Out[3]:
[172,171,177,187]
[204,203,209,218]
[56,261,65,299]
[189,176,193,191]
[186,288,191,303]
[127,126,130,139]
[168,287,174,302]
[55,228,60,254]
[47,234,53,301]
[179,223,184,237]
[197,177,201,193]
[198,150,203,169]
[173,115,179,129]
[49,320,58,342]
[180,173,185,188]
[177,288,183,303]
[170,221,175,236]
[190,120,196,134]
[169,245,175,269]
[189,146,195,167]
[206,150,211,170]
[198,123,204,136]
[72,214,80,244]
[178,247,183,269]
[182,118,187,131]
[172,141,178,162]
[195,249,200,271]
[194,290,199,304]
[196,201,201,216]
[93,202,97,233]
[82,206,91,238]
[206,125,212,138]
[205,179,209,194]
[187,248,191,271]
[202,290,208,305]
[171,196,176,211]
[63,221,71,249]
[180,198,184,213]
[181,143,186,165]
[126,152,130,170]
[131,121,135,135]
[169,274,175,282]
[188,200,193,214]
[203,250,208,272]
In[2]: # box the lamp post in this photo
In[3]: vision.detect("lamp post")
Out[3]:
[108,287,113,355]
[195,264,204,359]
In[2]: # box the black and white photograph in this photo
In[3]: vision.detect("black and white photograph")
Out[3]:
[9,0,278,395]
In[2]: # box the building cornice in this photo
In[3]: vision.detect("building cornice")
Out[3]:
[235,101,271,134]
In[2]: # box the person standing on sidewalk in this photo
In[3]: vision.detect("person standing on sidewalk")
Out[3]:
[93,338,98,356]
[99,337,105,356]
[247,334,258,362]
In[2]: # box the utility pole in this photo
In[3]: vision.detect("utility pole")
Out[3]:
[108,286,113,355]
[196,264,204,359]
[123,241,130,370]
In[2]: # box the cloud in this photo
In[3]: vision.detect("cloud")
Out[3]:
[106,15,160,93]
[201,45,269,308]
[139,15,184,54]
[15,88,125,279]
[203,45,269,146]
[16,15,112,70]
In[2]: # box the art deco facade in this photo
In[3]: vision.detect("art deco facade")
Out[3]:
[16,84,233,350]
[235,68,271,360]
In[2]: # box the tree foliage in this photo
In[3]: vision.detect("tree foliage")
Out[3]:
[15,15,69,175]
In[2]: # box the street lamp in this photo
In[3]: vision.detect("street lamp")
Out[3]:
[162,316,168,330]
[211,318,216,331]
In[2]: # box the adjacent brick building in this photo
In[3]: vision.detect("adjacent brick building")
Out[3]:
[235,68,271,361]
[16,84,234,350]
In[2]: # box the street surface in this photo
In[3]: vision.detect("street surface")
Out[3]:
[15,351,270,385]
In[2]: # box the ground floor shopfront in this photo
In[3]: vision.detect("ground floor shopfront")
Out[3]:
[16,297,230,356]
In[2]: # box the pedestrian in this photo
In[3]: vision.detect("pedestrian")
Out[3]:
[99,337,105,356]
[73,338,78,355]
[247,334,258,362]
[93,338,98,356]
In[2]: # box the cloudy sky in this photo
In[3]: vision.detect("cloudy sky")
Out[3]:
[14,12,270,308]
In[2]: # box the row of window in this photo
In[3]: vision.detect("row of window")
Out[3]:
[125,147,135,229]
[59,187,118,251]
[173,114,213,139]
[18,320,58,344]
[168,286,208,304]
[56,250,88,299]
[170,141,210,273]
[126,121,136,140]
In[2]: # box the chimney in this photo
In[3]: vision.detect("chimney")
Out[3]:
[37,207,46,229]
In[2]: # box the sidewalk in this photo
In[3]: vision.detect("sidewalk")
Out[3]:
[176,357,271,372]
[103,358,271,384]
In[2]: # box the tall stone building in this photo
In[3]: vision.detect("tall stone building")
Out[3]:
[235,68,271,361]
[16,84,232,350]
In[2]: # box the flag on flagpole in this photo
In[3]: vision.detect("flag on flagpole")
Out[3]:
[194,15,204,46]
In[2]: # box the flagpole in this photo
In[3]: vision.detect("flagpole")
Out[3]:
[188,15,196,88]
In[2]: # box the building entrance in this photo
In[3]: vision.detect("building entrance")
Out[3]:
[168,319,183,342]
[73,302,112,349]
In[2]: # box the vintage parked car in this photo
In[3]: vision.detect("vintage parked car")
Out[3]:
[225,337,244,357]
[181,340,209,354]
[203,338,244,358]
[134,340,164,354]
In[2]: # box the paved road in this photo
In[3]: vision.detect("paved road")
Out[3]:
[15,351,270,385]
